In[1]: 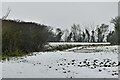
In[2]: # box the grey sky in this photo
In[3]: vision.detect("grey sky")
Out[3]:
[2,2,118,31]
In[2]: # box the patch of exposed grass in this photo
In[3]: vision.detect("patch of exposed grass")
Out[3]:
[1,44,117,61]
[44,44,81,51]
[1,50,31,61]
[44,44,117,52]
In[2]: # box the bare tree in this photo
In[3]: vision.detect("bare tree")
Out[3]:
[2,8,11,20]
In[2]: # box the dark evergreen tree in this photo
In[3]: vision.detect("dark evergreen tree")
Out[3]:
[82,32,86,42]
[91,30,95,42]
[97,28,103,42]
[85,29,90,42]
[67,32,72,42]
[55,28,63,42]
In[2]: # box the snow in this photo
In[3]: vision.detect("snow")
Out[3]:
[1,45,119,78]
[49,42,111,46]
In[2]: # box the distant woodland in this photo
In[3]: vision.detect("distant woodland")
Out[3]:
[1,16,120,56]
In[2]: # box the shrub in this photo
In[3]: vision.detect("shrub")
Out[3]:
[2,19,50,56]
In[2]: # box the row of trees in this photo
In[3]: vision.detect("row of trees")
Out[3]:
[49,24,109,43]
[2,16,120,55]
[48,16,120,44]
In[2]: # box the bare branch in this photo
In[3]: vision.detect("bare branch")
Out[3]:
[2,8,11,20]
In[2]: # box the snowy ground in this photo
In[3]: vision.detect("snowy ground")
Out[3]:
[49,42,110,46]
[1,45,119,78]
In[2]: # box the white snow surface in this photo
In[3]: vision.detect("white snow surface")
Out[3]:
[49,42,111,46]
[1,45,119,78]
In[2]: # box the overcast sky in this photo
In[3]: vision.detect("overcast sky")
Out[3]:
[2,2,118,31]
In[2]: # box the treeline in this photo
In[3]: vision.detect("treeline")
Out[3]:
[48,16,120,45]
[1,16,120,56]
[48,24,109,43]
[2,19,51,56]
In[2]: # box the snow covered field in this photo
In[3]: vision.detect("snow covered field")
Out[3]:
[1,45,119,78]
[49,42,111,46]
